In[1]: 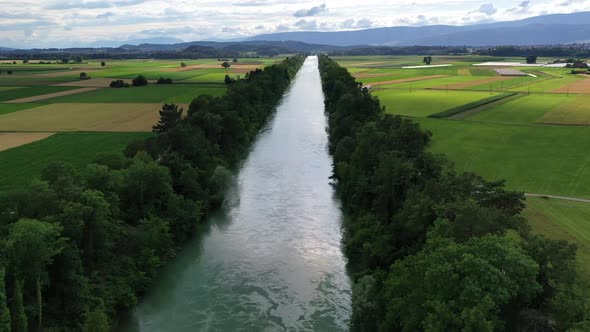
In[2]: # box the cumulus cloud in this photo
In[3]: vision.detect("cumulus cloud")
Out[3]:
[474,3,497,15]
[294,19,319,30]
[507,1,531,13]
[96,12,115,19]
[294,4,326,17]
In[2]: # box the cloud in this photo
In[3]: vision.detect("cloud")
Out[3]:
[340,18,355,28]
[507,1,531,13]
[474,3,497,15]
[355,18,373,28]
[294,19,319,30]
[294,4,326,17]
[44,0,145,10]
[96,12,115,19]
[255,25,265,30]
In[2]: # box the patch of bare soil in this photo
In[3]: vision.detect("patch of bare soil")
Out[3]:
[4,87,98,103]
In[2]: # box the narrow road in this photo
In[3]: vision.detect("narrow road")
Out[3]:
[525,193,590,204]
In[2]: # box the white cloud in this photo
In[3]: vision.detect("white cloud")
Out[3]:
[1,0,590,48]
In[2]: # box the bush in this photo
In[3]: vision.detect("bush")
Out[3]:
[132,75,148,87]
[109,80,129,88]
[156,77,173,85]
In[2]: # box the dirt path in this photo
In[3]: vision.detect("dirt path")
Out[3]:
[0,132,55,151]
[525,193,590,203]
[4,87,98,103]
[367,75,449,87]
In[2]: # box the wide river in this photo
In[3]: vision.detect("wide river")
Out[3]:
[124,56,352,331]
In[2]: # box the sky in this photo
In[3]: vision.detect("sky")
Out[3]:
[1,0,589,48]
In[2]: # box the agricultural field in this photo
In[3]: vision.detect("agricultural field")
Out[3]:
[0,57,279,187]
[336,54,590,287]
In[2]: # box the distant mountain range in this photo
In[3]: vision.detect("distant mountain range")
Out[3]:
[247,11,590,47]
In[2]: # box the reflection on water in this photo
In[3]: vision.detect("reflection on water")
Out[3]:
[124,56,352,331]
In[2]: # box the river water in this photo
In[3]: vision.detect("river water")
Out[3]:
[124,56,352,331]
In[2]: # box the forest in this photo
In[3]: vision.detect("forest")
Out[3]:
[0,56,304,331]
[318,54,590,331]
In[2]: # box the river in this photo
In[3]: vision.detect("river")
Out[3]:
[124,56,352,331]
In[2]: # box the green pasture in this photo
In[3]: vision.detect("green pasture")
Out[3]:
[0,132,152,190]
[465,94,567,124]
[377,76,484,90]
[42,85,226,103]
[524,196,590,282]
[0,103,44,116]
[416,118,590,198]
[374,90,500,117]
[0,86,77,102]
[508,75,583,93]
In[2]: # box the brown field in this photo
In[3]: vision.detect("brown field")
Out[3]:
[54,78,135,88]
[5,87,99,103]
[431,76,512,90]
[553,77,590,94]
[368,75,449,87]
[0,103,189,132]
[0,132,55,151]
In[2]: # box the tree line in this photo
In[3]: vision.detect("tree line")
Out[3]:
[318,55,589,331]
[0,56,304,331]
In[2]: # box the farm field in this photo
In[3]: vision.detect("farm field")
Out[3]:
[0,57,280,186]
[375,90,501,117]
[337,55,590,289]
[0,132,151,190]
[524,196,590,282]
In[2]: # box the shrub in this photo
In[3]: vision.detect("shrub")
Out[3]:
[109,80,129,88]
[156,77,173,85]
[132,75,148,87]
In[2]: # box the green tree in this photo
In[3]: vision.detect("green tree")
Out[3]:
[153,104,183,133]
[132,75,148,87]
[82,302,109,332]
[13,279,26,332]
[423,56,432,65]
[221,61,231,69]
[0,267,10,332]
[100,61,106,67]
[7,219,65,332]
[380,231,540,331]
[180,62,187,67]
[526,56,538,64]
[61,58,69,64]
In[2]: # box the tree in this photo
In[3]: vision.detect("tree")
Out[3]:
[132,75,148,87]
[61,58,69,64]
[0,267,10,332]
[100,61,106,67]
[156,77,173,84]
[153,104,183,133]
[381,233,540,331]
[6,219,65,332]
[80,72,89,80]
[12,61,16,65]
[221,61,231,69]
[75,56,83,63]
[224,74,235,85]
[82,301,109,332]
[13,280,26,332]
[232,58,238,63]
[22,59,29,64]
[526,56,538,64]
[6,71,12,75]
[423,56,432,65]
[180,62,187,67]
[109,80,128,88]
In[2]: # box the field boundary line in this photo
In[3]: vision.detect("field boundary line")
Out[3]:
[526,193,590,204]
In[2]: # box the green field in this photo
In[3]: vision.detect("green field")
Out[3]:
[0,86,76,101]
[375,90,500,117]
[42,85,226,103]
[0,132,152,190]
[0,103,44,115]
[524,196,590,282]
[416,118,590,198]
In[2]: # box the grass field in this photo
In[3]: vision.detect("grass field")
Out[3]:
[524,196,590,282]
[416,118,590,198]
[0,132,152,190]
[0,103,44,116]
[0,86,77,102]
[374,90,501,117]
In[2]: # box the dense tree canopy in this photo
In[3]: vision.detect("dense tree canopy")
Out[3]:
[318,55,589,331]
[0,56,304,330]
